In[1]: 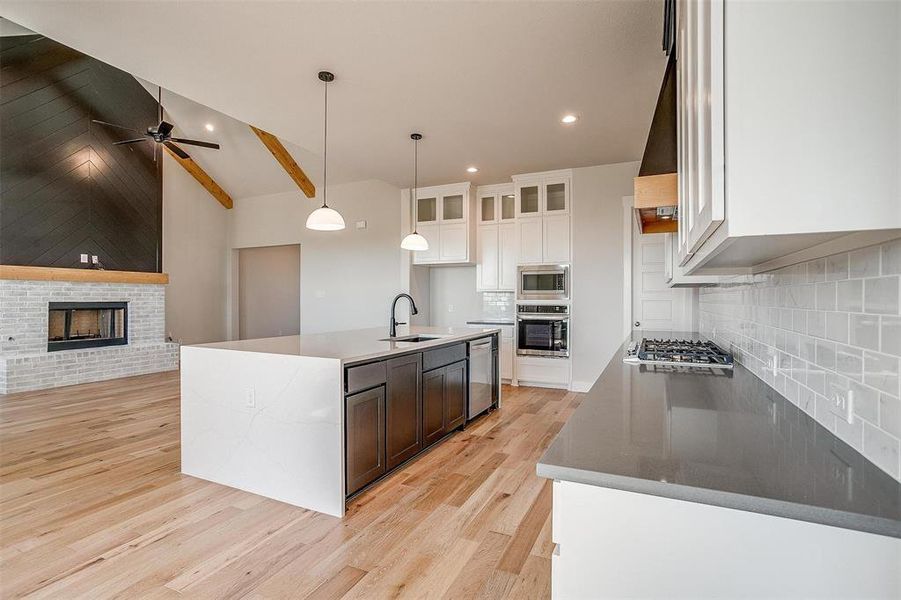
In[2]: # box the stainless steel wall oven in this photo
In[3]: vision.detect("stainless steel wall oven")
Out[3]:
[516,304,569,357]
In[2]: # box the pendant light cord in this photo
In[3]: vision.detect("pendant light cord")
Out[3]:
[321,78,328,209]
[412,136,418,234]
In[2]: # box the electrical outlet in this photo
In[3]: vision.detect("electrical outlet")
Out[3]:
[770,354,779,376]
[80,254,89,264]
[91,255,99,264]
[355,220,367,229]
[448,304,455,313]
[829,389,854,424]
[245,387,256,409]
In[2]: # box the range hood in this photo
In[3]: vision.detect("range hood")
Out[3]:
[634,54,678,234]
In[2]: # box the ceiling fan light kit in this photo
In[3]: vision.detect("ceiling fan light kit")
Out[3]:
[306,71,346,232]
[400,132,429,251]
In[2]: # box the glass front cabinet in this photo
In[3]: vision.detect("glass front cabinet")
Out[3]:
[411,182,474,265]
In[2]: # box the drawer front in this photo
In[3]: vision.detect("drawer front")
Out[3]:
[422,343,467,371]
[345,361,387,394]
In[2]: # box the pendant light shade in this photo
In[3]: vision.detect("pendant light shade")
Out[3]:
[306,206,346,231]
[401,231,429,251]
[402,133,428,251]
[307,71,345,232]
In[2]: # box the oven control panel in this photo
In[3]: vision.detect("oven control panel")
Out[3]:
[517,304,569,315]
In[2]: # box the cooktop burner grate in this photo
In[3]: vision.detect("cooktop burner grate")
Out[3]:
[632,338,733,366]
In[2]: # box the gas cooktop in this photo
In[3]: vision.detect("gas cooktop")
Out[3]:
[624,338,733,368]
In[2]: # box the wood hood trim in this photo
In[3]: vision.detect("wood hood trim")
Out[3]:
[0,265,169,285]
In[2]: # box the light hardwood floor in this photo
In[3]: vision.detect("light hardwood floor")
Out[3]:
[0,371,581,599]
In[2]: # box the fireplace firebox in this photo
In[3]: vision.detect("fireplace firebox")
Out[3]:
[47,302,128,351]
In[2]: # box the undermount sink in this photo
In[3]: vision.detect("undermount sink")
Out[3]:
[379,335,443,343]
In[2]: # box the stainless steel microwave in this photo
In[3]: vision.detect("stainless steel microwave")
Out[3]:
[517,264,569,301]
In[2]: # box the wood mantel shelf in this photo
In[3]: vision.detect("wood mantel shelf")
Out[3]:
[0,265,169,285]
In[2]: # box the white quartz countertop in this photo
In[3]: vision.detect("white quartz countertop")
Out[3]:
[187,325,500,364]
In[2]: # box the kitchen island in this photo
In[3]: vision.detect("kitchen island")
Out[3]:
[181,326,499,517]
[538,331,900,599]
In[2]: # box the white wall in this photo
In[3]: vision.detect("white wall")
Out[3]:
[429,266,484,327]
[229,179,403,335]
[570,161,641,390]
[163,152,230,344]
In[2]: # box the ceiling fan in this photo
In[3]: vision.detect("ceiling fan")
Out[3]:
[91,85,220,160]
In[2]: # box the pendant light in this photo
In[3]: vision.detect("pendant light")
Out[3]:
[306,71,346,231]
[401,133,429,251]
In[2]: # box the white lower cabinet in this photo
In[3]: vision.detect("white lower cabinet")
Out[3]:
[499,325,514,381]
[515,357,570,388]
[517,218,543,264]
[551,481,900,599]
[542,214,571,263]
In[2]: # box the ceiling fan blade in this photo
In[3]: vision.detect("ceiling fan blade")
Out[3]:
[164,141,190,160]
[170,138,220,150]
[92,119,140,133]
[112,138,149,146]
[157,121,174,137]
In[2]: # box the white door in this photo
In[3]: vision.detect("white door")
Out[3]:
[631,218,693,333]
[439,223,467,262]
[498,223,517,291]
[542,214,571,263]
[517,218,543,264]
[477,225,499,290]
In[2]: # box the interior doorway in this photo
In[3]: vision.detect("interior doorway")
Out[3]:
[237,244,301,340]
[625,200,694,333]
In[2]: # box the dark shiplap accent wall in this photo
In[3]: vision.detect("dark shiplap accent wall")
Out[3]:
[0,34,162,272]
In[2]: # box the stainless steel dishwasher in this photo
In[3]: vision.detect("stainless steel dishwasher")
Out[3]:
[468,337,495,420]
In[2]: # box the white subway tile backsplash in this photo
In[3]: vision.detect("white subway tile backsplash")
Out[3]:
[864,276,900,315]
[863,351,900,397]
[815,282,836,311]
[825,312,849,343]
[882,239,901,275]
[836,279,862,312]
[880,394,901,439]
[850,246,881,279]
[826,253,849,282]
[882,316,901,356]
[699,239,901,481]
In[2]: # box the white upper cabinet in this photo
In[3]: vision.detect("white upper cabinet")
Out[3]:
[512,170,572,264]
[677,0,901,274]
[498,223,517,290]
[477,224,500,290]
[477,184,518,291]
[477,184,517,225]
[410,182,474,265]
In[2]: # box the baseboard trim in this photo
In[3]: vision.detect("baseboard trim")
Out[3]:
[517,380,570,390]
[569,380,595,393]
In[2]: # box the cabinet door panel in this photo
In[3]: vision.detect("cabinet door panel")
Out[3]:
[444,360,466,431]
[386,354,422,469]
[542,214,571,263]
[543,179,569,214]
[477,225,499,291]
[517,219,543,264]
[439,223,468,262]
[500,340,513,380]
[422,367,446,447]
[345,386,385,495]
[413,224,440,264]
[498,223,517,291]
[516,184,540,217]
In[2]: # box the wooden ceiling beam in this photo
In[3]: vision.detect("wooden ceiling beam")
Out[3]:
[163,144,233,209]
[249,125,316,198]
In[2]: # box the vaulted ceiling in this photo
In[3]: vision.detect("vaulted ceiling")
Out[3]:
[1,2,666,189]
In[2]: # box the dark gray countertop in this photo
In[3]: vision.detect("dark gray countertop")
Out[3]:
[537,331,901,538]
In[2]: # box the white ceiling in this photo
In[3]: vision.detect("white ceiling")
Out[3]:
[1,2,666,190]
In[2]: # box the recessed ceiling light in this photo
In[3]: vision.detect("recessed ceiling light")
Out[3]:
[466,166,478,173]
[204,123,215,132]
[561,114,578,124]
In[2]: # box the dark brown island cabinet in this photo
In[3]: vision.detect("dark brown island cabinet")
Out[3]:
[344,334,498,497]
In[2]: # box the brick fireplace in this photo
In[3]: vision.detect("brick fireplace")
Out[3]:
[0,275,177,394]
